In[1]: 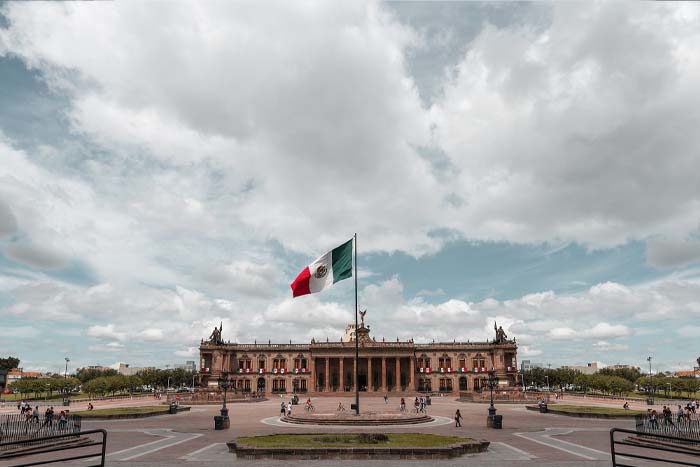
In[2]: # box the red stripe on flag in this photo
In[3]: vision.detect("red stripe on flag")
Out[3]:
[291,266,311,297]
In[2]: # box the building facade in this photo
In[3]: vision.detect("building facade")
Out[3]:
[199,321,517,396]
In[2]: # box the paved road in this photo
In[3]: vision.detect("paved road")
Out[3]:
[2,395,643,466]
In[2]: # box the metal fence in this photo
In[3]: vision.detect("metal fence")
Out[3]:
[0,413,82,451]
[0,429,106,467]
[610,428,700,467]
[635,413,700,442]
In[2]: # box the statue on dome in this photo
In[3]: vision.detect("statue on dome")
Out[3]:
[208,322,223,345]
[494,321,507,343]
[359,309,367,327]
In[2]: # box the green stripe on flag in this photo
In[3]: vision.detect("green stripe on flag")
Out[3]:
[331,238,353,283]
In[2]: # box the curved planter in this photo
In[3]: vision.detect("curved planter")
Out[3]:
[77,406,191,420]
[525,405,641,419]
[228,437,489,459]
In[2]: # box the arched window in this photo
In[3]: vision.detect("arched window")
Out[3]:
[293,354,307,370]
[417,354,431,369]
[458,354,467,370]
[238,354,251,370]
[439,378,453,392]
[272,378,286,393]
[273,354,287,370]
[438,354,452,369]
[459,376,468,390]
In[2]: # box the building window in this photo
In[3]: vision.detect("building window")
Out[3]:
[293,358,307,369]
[272,378,286,393]
[235,379,251,393]
[418,377,432,392]
[472,357,485,369]
[439,378,453,392]
[438,356,452,368]
[458,358,466,369]
[459,377,468,390]
[238,359,251,370]
[417,356,431,368]
[273,358,287,370]
[258,359,265,370]
[292,378,308,393]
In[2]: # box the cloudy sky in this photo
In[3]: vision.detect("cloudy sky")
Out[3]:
[1,1,699,374]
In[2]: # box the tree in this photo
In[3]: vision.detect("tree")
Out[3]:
[0,356,20,371]
[76,367,118,383]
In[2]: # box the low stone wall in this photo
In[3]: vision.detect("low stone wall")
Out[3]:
[281,413,433,426]
[183,398,268,405]
[228,438,490,459]
[525,405,639,419]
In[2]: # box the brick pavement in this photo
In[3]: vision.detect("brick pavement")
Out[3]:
[4,395,647,466]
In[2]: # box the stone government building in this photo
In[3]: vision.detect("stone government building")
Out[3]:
[198,318,517,396]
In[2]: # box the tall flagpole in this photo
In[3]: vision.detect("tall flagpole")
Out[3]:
[354,232,359,415]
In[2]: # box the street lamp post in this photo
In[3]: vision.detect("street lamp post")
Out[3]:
[62,358,70,406]
[214,373,231,430]
[647,356,654,405]
[486,368,501,428]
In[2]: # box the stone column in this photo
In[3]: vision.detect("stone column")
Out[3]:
[409,356,415,391]
[339,358,345,392]
[325,358,330,392]
[395,358,401,391]
[310,358,316,393]
[381,358,387,392]
[367,358,373,392]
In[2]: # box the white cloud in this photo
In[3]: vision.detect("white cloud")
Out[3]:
[140,329,164,341]
[85,324,126,342]
[592,341,629,352]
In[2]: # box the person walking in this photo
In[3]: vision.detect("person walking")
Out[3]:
[58,411,67,429]
[384,394,388,404]
[280,401,286,416]
[400,397,405,412]
[32,406,40,424]
[286,401,292,417]
[455,409,463,427]
[649,409,659,429]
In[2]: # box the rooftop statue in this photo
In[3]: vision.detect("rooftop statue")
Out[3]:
[494,321,508,343]
[208,322,223,345]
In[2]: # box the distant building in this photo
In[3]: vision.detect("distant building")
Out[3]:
[82,365,114,372]
[606,364,640,371]
[175,361,196,372]
[6,368,45,385]
[561,362,605,375]
[520,360,543,372]
[118,363,155,376]
[673,370,700,378]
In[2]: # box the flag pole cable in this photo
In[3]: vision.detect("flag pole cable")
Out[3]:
[354,232,359,415]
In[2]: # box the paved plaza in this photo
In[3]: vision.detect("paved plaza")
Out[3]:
[0,394,655,466]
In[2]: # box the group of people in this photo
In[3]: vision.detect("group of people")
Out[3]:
[645,401,698,429]
[17,401,69,429]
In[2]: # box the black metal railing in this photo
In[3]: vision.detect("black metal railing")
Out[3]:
[0,414,82,450]
[635,414,700,441]
[610,428,700,466]
[0,429,106,467]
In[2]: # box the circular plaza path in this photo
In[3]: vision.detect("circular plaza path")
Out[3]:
[1,394,646,466]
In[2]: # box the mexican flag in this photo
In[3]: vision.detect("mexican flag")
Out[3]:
[291,239,353,298]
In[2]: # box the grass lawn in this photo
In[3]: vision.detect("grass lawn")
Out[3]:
[236,433,470,448]
[72,406,169,417]
[550,405,644,415]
